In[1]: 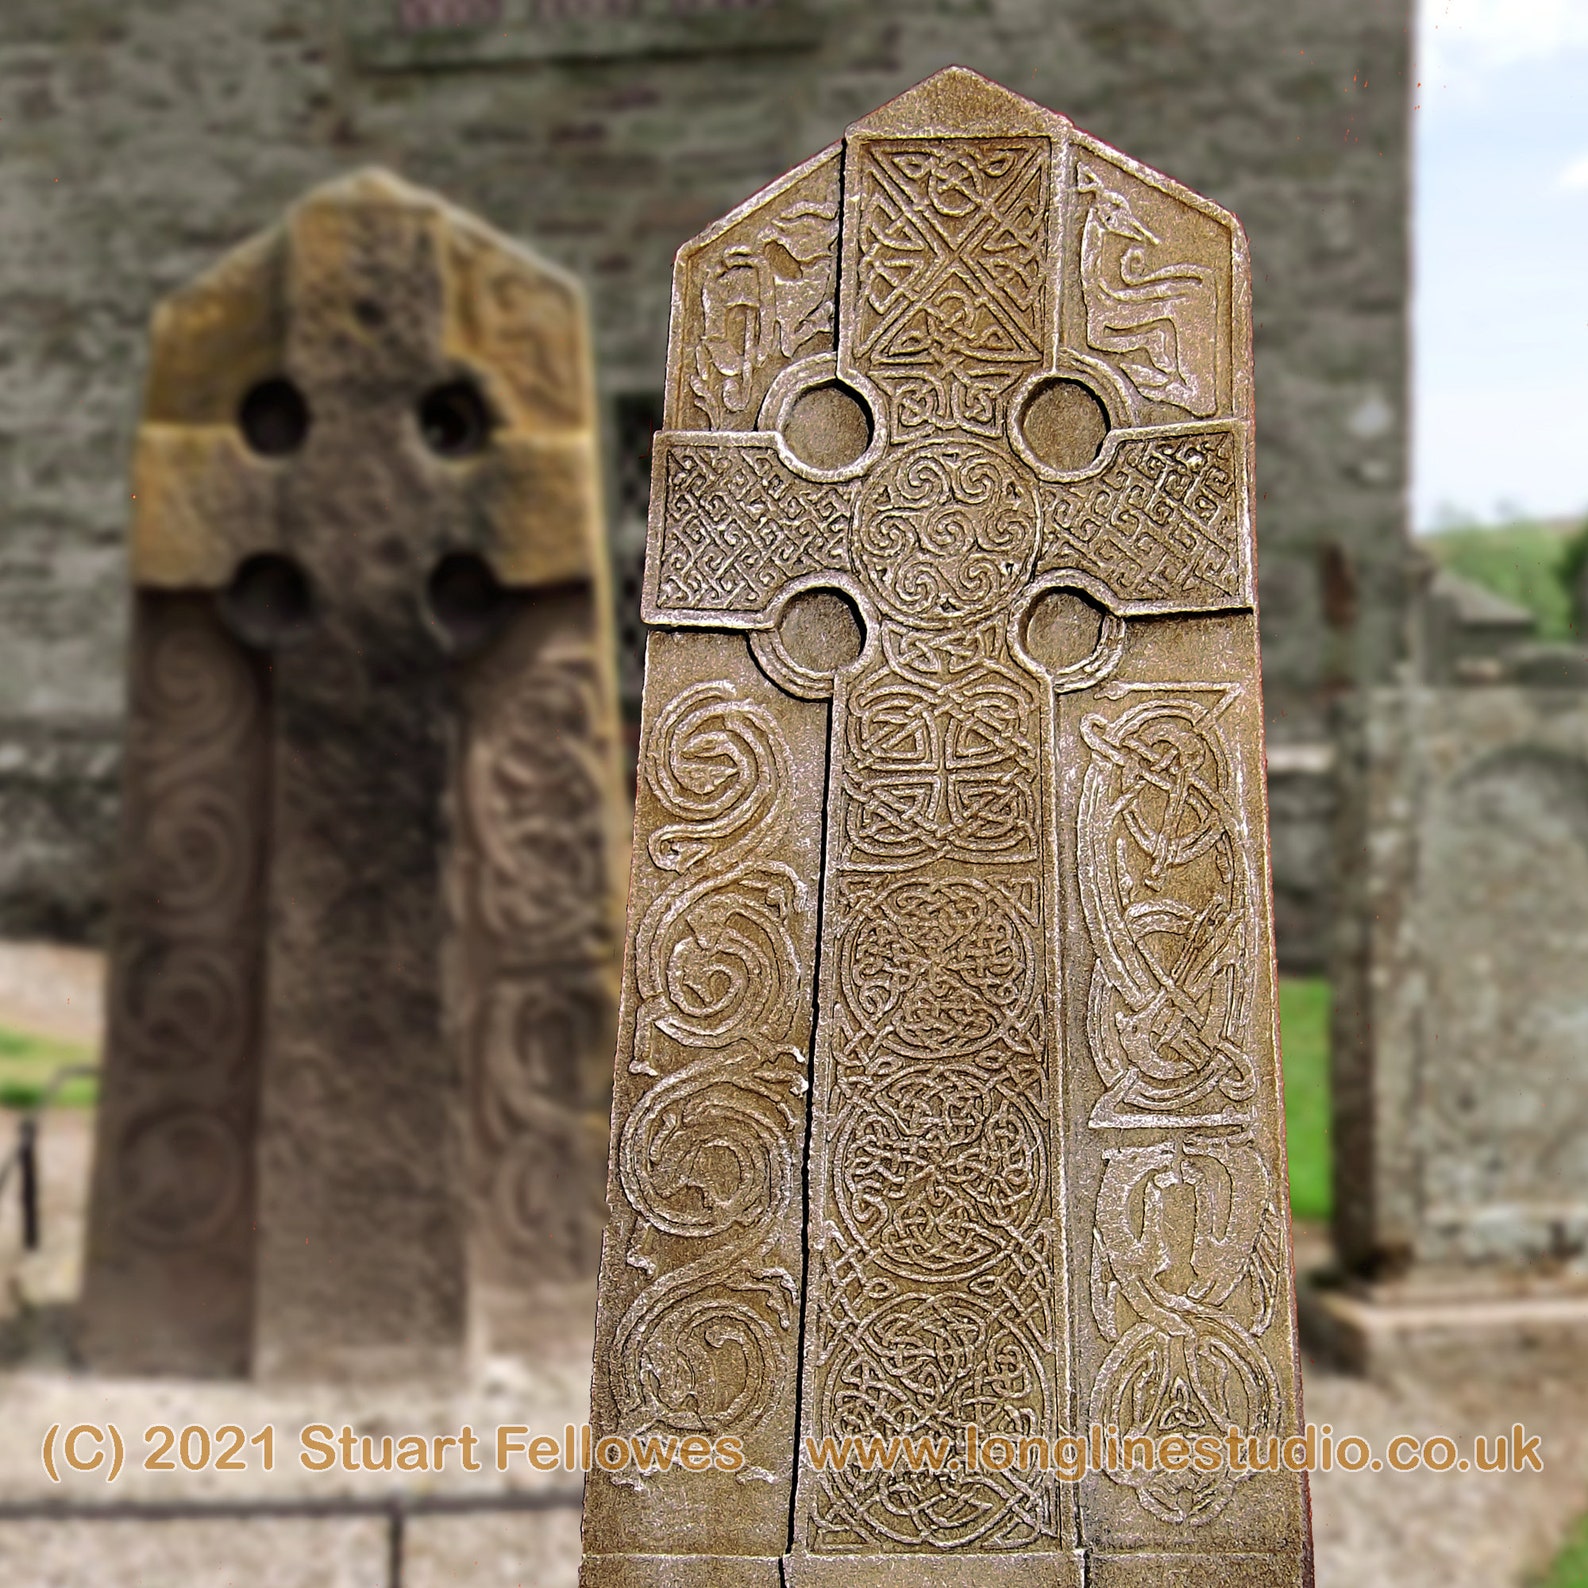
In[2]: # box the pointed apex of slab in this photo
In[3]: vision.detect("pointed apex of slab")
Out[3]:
[290,164,583,305]
[846,65,1067,139]
[294,165,440,215]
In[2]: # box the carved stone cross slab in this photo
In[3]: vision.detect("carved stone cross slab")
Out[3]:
[1327,684,1588,1374]
[80,170,627,1381]
[584,71,1311,1587]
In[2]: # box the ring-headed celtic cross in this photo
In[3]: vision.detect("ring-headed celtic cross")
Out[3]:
[587,70,1311,1588]
[81,170,626,1382]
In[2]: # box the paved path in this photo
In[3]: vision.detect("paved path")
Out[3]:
[0,941,102,1048]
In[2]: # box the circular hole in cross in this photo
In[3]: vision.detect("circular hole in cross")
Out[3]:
[418,379,492,459]
[220,553,315,649]
[781,382,873,471]
[427,551,508,654]
[1018,378,1110,472]
[238,378,310,458]
[1023,588,1105,673]
[776,588,865,676]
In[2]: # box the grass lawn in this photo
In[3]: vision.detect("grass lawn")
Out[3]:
[1535,1512,1588,1588]
[0,1026,98,1110]
[1278,976,1330,1223]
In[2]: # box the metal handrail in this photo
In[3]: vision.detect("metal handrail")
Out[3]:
[0,1064,98,1250]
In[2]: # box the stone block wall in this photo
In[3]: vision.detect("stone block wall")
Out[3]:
[0,0,1411,964]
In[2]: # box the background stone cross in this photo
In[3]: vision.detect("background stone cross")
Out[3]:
[80,170,627,1381]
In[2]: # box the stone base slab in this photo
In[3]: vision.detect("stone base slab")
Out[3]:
[581,1557,783,1588]
[584,1552,1305,1587]
[1299,1274,1588,1382]
[1087,1552,1308,1587]
[785,1553,1084,1588]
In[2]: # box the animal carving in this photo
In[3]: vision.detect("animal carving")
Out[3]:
[691,200,838,427]
[1078,162,1218,417]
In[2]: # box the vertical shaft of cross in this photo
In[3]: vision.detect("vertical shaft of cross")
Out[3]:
[797,614,1065,1554]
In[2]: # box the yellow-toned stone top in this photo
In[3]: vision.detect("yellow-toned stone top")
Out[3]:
[130,167,603,595]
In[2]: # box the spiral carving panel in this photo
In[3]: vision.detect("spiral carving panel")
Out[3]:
[585,631,826,1562]
[590,68,1308,1588]
[851,443,1040,628]
[617,675,808,1428]
[80,595,268,1376]
[451,592,625,1329]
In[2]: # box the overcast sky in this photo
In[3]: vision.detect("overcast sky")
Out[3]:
[1414,0,1588,529]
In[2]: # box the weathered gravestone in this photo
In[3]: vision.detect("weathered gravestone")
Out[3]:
[1324,685,1588,1378]
[79,169,627,1381]
[584,69,1312,1588]
[1408,554,1536,686]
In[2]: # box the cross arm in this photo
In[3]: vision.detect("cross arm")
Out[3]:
[642,432,858,628]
